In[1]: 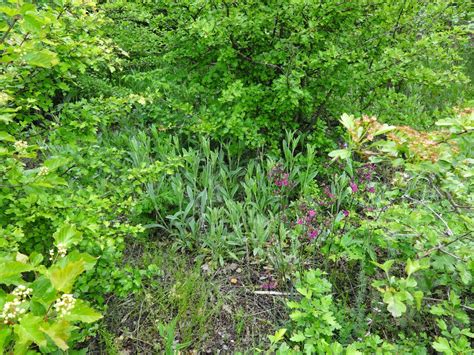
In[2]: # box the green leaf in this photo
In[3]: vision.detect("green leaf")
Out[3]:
[0,131,15,142]
[40,320,73,351]
[373,124,396,136]
[456,263,472,285]
[432,337,453,354]
[22,13,43,33]
[46,252,96,292]
[405,259,421,277]
[290,331,306,342]
[14,314,48,349]
[413,290,423,311]
[296,286,311,298]
[64,251,97,271]
[340,113,355,131]
[372,259,394,274]
[44,156,70,170]
[23,49,59,68]
[328,149,350,160]
[383,292,406,318]
[0,259,34,285]
[0,6,20,17]
[31,276,57,306]
[53,224,82,249]
[30,300,47,316]
[0,328,11,353]
[47,260,86,293]
[64,299,102,323]
[268,328,287,344]
[0,113,15,124]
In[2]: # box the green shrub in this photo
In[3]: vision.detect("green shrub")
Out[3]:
[104,0,471,147]
[0,0,118,133]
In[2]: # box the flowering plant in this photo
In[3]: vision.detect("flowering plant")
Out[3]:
[0,226,101,352]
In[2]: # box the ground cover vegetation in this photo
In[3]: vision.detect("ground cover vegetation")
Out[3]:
[0,0,472,353]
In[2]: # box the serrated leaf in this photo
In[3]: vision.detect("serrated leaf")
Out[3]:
[383,292,406,318]
[0,131,14,142]
[289,331,306,342]
[53,224,82,249]
[0,259,34,285]
[432,337,453,354]
[47,261,85,293]
[14,314,48,349]
[40,319,72,351]
[328,149,350,160]
[64,299,102,323]
[23,49,59,68]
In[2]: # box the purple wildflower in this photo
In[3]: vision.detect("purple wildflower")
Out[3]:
[349,180,359,193]
[297,218,304,225]
[308,229,319,240]
[343,210,350,217]
[367,186,375,193]
[261,280,277,290]
[324,187,335,199]
[308,210,316,218]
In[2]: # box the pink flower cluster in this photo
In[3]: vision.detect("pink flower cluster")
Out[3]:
[268,164,293,192]
[295,208,319,241]
[275,173,289,187]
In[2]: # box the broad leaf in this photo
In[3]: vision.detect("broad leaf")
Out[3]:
[14,314,48,349]
[383,292,406,318]
[328,149,350,160]
[432,337,453,354]
[0,328,11,353]
[23,50,59,68]
[47,260,86,293]
[64,300,102,323]
[0,259,34,285]
[340,113,355,131]
[40,320,73,351]
[53,224,82,249]
[0,131,14,142]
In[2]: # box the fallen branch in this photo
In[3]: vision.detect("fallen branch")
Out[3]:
[254,291,291,296]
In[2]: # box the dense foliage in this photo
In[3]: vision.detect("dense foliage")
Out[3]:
[1,0,472,353]
[103,0,471,148]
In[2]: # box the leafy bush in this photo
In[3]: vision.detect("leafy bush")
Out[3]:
[0,1,145,351]
[104,0,471,147]
[0,0,117,132]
